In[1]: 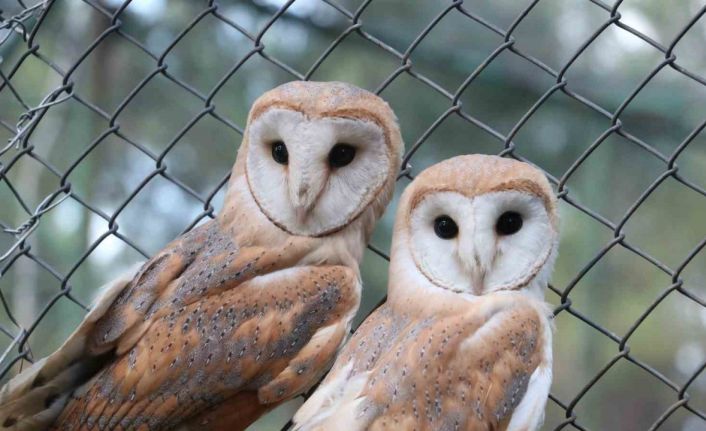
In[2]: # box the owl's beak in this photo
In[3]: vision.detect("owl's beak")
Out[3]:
[292,183,314,221]
[289,167,326,223]
[458,221,494,295]
[463,254,486,295]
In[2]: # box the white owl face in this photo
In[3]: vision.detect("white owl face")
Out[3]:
[245,108,393,237]
[407,190,557,296]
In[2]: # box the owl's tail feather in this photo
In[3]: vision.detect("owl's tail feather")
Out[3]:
[0,263,142,431]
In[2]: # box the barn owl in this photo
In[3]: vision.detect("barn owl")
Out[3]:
[0,81,404,431]
[294,155,558,431]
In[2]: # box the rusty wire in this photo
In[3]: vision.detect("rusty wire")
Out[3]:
[1,0,706,430]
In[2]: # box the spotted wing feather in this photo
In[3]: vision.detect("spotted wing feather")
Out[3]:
[296,297,550,431]
[0,219,315,430]
[52,263,358,430]
[0,263,141,431]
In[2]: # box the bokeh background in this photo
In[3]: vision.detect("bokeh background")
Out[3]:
[1,0,706,429]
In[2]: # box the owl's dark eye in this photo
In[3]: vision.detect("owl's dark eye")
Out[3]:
[271,141,288,165]
[328,144,356,168]
[433,215,458,239]
[496,211,523,235]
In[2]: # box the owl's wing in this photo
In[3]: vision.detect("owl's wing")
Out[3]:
[295,296,552,431]
[52,264,359,430]
[447,300,553,431]
[0,222,223,431]
[0,220,314,430]
[293,303,398,429]
[0,263,141,431]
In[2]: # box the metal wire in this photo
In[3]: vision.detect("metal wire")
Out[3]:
[1,1,705,430]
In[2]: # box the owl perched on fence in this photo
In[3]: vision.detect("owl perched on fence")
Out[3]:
[0,81,404,431]
[294,155,559,431]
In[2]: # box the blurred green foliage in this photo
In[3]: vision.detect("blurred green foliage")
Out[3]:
[1,0,705,429]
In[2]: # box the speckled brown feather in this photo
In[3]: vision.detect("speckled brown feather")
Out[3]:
[0,81,402,431]
[364,297,545,431]
[296,293,549,431]
[51,226,358,430]
[0,265,141,431]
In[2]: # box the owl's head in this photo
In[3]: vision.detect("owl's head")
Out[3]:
[391,155,559,300]
[235,81,403,237]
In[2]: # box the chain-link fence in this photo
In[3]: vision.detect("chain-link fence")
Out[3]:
[1,0,706,430]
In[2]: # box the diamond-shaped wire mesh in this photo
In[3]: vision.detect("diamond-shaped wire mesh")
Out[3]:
[1,0,706,429]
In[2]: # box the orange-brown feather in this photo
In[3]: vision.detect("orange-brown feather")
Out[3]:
[49,220,358,431]
[305,295,547,431]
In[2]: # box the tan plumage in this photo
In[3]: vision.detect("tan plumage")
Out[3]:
[294,155,558,431]
[0,81,403,431]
